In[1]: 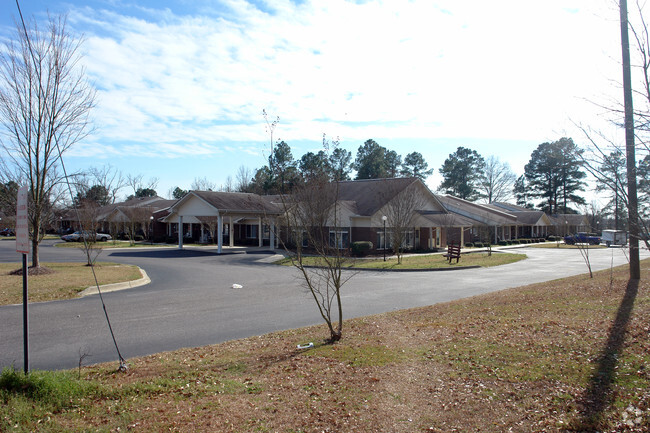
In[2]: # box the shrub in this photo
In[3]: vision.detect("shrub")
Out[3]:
[351,241,373,256]
[511,239,520,244]
[498,240,508,246]
[465,242,474,248]
[474,242,483,248]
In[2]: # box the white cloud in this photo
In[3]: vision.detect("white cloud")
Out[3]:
[59,0,625,174]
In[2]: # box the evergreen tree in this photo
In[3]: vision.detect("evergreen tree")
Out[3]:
[513,175,533,208]
[400,152,433,180]
[328,147,352,181]
[353,139,389,179]
[524,138,586,214]
[595,151,627,230]
[171,187,188,199]
[385,150,402,178]
[299,151,329,183]
[438,147,485,200]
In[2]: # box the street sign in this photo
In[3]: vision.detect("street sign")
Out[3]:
[16,185,29,254]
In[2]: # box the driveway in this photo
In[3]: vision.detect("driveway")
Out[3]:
[0,240,644,370]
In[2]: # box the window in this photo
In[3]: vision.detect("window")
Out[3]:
[403,230,415,249]
[377,231,386,249]
[329,230,349,249]
[245,224,258,239]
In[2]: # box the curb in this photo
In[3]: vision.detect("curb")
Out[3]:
[79,267,150,297]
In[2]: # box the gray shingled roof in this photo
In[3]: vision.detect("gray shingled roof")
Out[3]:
[550,214,589,226]
[190,190,282,214]
[437,195,518,225]
[511,210,550,225]
[336,178,419,216]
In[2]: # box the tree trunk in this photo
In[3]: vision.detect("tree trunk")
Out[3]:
[31,238,39,268]
[620,0,641,280]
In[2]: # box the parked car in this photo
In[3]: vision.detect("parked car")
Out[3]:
[0,228,15,236]
[564,232,601,245]
[601,229,628,247]
[61,231,112,242]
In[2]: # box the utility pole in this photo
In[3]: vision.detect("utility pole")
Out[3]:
[620,0,641,280]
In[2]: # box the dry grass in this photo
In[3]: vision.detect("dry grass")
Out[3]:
[2,260,649,432]
[0,262,142,305]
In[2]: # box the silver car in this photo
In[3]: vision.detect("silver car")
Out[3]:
[61,231,112,242]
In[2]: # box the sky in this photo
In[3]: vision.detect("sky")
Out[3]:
[0,0,634,203]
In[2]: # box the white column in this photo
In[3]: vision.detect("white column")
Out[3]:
[460,227,464,246]
[270,220,276,250]
[229,216,234,247]
[258,217,263,247]
[429,227,433,249]
[200,225,205,243]
[178,215,183,249]
[494,225,498,244]
[217,215,223,254]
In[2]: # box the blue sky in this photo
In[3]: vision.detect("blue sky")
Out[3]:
[0,0,627,201]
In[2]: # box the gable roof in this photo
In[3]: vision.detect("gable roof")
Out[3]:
[335,177,445,216]
[171,190,282,215]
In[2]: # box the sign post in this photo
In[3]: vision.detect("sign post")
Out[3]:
[16,185,29,373]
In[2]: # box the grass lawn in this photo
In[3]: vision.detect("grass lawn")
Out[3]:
[277,251,527,269]
[1,259,648,432]
[0,262,142,305]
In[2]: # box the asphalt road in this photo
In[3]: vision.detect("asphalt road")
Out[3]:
[0,239,644,370]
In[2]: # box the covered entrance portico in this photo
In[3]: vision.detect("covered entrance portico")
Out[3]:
[162,190,282,253]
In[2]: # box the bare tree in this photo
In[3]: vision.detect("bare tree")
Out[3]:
[235,165,253,192]
[266,116,352,343]
[219,176,234,192]
[126,174,159,198]
[76,201,103,266]
[121,206,153,246]
[381,181,426,264]
[479,156,516,204]
[0,14,96,268]
[88,165,125,204]
[277,177,352,343]
[191,176,217,191]
[197,216,219,244]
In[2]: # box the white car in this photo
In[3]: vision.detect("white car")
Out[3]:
[61,231,112,242]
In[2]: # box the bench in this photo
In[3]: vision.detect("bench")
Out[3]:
[443,242,461,263]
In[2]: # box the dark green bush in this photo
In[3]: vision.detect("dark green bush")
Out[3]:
[498,240,508,246]
[474,242,483,248]
[465,242,474,248]
[351,241,373,256]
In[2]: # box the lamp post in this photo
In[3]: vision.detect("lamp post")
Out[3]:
[382,215,387,261]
